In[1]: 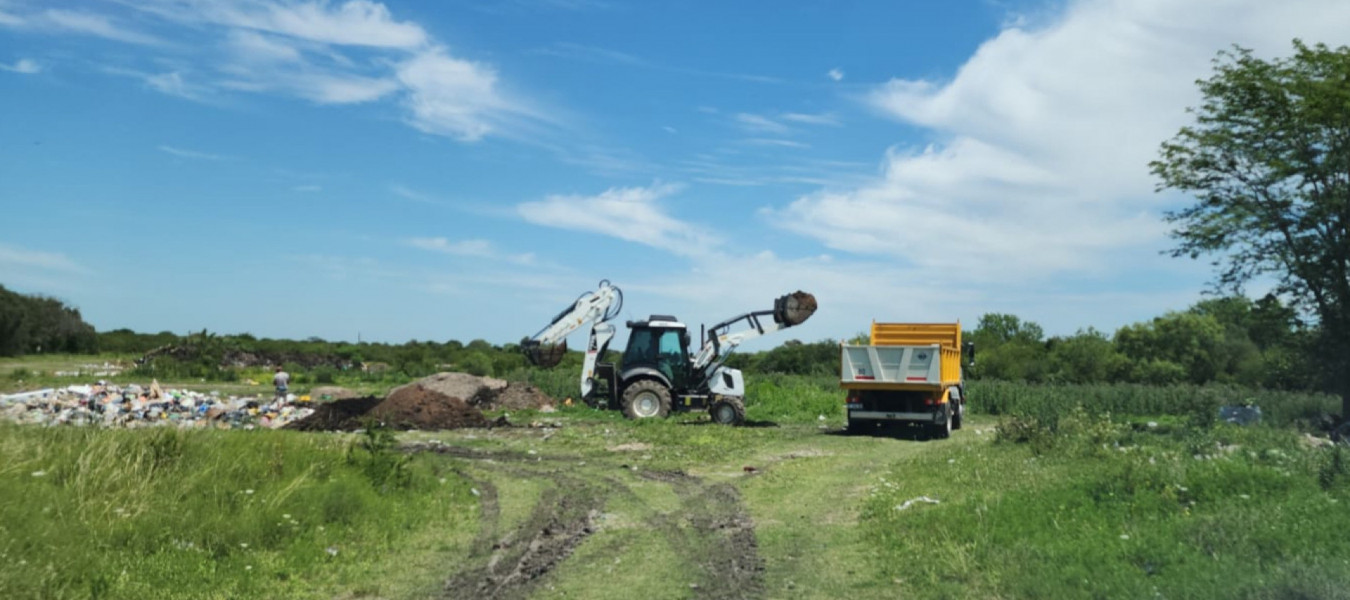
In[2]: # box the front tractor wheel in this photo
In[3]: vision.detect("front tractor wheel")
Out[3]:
[621,380,672,420]
[709,398,746,426]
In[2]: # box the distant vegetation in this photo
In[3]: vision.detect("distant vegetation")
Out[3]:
[0,285,97,356]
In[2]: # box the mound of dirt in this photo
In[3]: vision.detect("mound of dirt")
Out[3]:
[481,382,555,411]
[308,386,360,401]
[391,372,507,404]
[371,383,489,430]
[284,396,382,431]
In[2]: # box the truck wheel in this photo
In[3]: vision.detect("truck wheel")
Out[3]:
[709,398,746,426]
[621,380,671,420]
[931,409,952,439]
[952,402,964,430]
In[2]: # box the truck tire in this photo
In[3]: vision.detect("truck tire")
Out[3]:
[621,379,672,420]
[931,408,952,439]
[709,398,746,426]
[952,401,964,430]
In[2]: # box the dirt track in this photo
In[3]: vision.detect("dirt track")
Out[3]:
[407,443,767,600]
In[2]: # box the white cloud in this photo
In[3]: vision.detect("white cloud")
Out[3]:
[406,237,535,265]
[225,30,303,63]
[0,243,85,274]
[772,0,1350,284]
[744,138,810,149]
[395,47,509,140]
[40,9,162,45]
[780,112,839,126]
[41,1,543,141]
[827,68,843,81]
[144,71,202,99]
[734,112,788,134]
[158,145,228,160]
[517,183,717,257]
[140,0,427,48]
[0,58,40,73]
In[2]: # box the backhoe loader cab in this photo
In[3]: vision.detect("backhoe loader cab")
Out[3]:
[620,316,691,388]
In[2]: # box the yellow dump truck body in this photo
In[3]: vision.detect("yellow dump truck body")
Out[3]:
[841,322,967,437]
[841,322,963,390]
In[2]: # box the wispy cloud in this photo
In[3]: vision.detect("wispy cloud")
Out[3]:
[537,42,783,84]
[18,1,548,140]
[781,112,839,126]
[517,183,717,257]
[0,243,86,274]
[39,9,163,45]
[0,58,40,73]
[158,144,229,160]
[734,112,789,134]
[744,138,811,149]
[405,237,535,265]
[390,184,440,204]
[827,68,844,81]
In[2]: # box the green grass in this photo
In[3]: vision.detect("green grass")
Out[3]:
[0,424,478,599]
[859,417,1350,599]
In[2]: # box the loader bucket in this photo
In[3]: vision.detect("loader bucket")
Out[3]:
[773,291,818,327]
[522,338,567,368]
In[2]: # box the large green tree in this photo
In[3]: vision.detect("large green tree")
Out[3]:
[1152,40,1350,418]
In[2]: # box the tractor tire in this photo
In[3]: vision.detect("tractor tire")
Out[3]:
[952,401,964,430]
[621,379,672,420]
[709,398,746,426]
[930,408,953,439]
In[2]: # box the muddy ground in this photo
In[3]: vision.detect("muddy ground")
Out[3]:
[285,372,554,432]
[408,442,766,600]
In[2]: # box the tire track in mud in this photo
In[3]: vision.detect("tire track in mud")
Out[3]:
[407,444,764,600]
[637,469,765,599]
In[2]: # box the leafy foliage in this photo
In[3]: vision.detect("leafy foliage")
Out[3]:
[1151,40,1350,413]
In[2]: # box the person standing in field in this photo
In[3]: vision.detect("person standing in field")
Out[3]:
[273,366,290,403]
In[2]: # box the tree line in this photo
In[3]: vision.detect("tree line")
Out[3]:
[0,285,97,356]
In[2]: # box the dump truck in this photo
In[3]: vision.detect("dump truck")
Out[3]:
[840,322,972,438]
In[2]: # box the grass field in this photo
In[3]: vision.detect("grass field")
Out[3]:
[2,356,1347,598]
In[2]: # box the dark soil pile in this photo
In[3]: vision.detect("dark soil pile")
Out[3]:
[283,396,382,431]
[370,383,489,430]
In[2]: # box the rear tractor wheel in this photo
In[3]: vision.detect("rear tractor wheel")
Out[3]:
[709,398,746,426]
[621,380,672,420]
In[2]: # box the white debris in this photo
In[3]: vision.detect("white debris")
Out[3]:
[894,496,941,511]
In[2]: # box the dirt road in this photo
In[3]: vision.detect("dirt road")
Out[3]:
[401,416,987,599]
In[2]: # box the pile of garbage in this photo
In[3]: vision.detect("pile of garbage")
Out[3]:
[2,372,559,432]
[0,381,314,429]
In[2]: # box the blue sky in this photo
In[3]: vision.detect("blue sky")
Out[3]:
[2,0,1349,348]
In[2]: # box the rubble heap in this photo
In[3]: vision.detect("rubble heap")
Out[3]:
[2,372,559,432]
[0,381,315,429]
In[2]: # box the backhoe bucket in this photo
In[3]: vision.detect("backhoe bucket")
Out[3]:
[773,291,818,327]
[522,338,567,368]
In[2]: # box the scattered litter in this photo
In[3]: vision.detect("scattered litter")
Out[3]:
[0,382,314,430]
[1219,405,1262,425]
[894,496,941,511]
